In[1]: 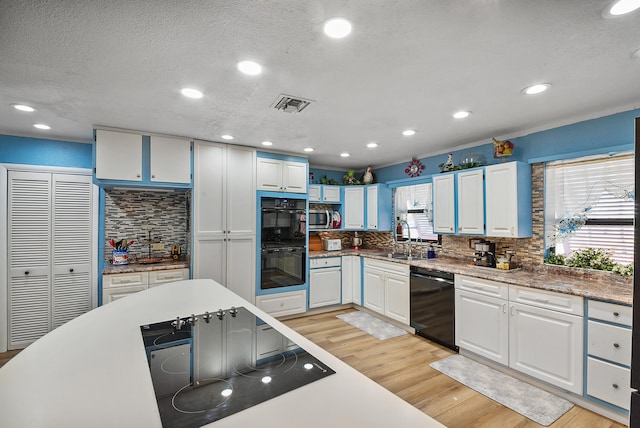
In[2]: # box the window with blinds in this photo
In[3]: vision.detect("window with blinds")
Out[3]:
[394,183,438,241]
[545,153,634,264]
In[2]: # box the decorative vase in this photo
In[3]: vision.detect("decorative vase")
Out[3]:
[112,249,129,265]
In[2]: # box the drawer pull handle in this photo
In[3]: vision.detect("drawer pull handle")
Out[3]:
[534,298,549,303]
[613,312,620,317]
[612,383,619,389]
[613,343,620,348]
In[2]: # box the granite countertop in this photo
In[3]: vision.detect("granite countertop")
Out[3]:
[102,259,190,275]
[310,248,633,305]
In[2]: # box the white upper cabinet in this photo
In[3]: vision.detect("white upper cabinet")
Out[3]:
[485,161,532,238]
[95,130,142,181]
[282,161,307,193]
[343,186,365,230]
[308,185,321,202]
[432,161,531,237]
[309,185,341,203]
[365,184,393,231]
[457,169,485,235]
[95,129,192,187]
[256,158,307,193]
[432,173,456,234]
[323,185,341,202]
[150,136,191,184]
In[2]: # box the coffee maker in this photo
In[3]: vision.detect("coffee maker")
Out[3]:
[473,241,496,268]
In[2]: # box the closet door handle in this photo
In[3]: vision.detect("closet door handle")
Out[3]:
[69,268,74,273]
[24,271,29,275]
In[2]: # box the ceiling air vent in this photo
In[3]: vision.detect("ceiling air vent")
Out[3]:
[271,94,314,113]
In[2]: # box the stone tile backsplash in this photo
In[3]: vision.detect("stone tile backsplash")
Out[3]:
[103,189,191,263]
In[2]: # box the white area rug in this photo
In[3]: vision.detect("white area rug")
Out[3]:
[337,311,407,340]
[430,355,574,426]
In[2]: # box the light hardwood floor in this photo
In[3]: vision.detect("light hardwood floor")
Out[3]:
[0,309,627,427]
[283,308,627,428]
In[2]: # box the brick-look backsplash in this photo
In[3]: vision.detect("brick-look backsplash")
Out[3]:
[103,189,191,262]
[314,163,546,268]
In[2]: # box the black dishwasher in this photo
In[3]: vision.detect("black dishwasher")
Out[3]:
[410,266,458,351]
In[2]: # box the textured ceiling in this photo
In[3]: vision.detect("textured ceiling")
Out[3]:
[1,0,639,169]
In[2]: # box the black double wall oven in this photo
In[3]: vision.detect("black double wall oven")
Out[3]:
[260,197,307,290]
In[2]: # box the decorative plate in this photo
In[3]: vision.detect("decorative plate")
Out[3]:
[405,157,424,177]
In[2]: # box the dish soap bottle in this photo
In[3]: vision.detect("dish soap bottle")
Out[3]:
[396,217,404,241]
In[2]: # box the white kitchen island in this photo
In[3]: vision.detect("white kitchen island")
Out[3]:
[0,279,445,428]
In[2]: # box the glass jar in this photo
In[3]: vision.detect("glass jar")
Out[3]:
[459,152,487,169]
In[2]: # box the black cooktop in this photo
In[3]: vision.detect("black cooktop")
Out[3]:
[141,307,334,428]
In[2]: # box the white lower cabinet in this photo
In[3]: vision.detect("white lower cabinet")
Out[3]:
[102,268,189,304]
[587,357,632,410]
[455,286,509,365]
[586,299,633,411]
[455,275,583,395]
[508,300,583,394]
[363,258,409,325]
[148,269,190,287]
[255,290,307,317]
[341,256,361,305]
[309,258,341,309]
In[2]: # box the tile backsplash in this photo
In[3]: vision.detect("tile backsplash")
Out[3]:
[103,189,191,263]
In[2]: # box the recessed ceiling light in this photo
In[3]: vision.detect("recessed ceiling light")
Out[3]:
[303,147,315,152]
[261,141,273,146]
[180,88,203,99]
[323,18,352,39]
[33,123,50,130]
[452,111,471,119]
[237,60,262,76]
[604,0,640,16]
[221,134,234,140]
[13,104,35,112]
[366,142,378,148]
[522,83,551,95]
[402,129,416,136]
[340,152,350,157]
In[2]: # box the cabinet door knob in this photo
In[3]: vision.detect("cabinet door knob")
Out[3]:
[613,343,620,348]
[152,175,155,179]
[136,174,141,178]
[613,312,620,317]
[612,383,619,389]
[69,268,74,273]
[24,271,29,275]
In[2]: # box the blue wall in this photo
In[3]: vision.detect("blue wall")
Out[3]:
[0,134,92,168]
[309,167,348,185]
[2,107,638,180]
[374,108,639,183]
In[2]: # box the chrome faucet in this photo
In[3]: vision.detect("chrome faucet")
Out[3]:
[397,219,412,257]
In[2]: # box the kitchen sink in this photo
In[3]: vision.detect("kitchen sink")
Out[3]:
[369,252,427,261]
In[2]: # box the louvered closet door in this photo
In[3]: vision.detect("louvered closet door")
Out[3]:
[51,174,93,328]
[8,171,51,349]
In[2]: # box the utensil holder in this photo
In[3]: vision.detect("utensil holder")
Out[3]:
[112,249,129,265]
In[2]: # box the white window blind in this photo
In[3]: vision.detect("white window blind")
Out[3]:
[394,183,438,241]
[545,153,634,264]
